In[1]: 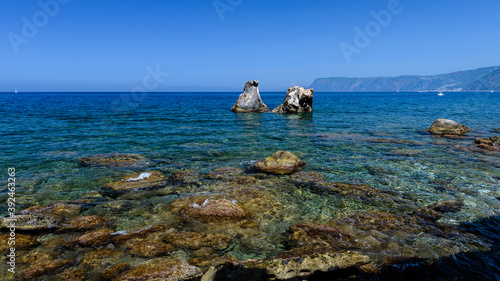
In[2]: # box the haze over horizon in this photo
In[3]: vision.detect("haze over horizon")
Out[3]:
[2,0,500,92]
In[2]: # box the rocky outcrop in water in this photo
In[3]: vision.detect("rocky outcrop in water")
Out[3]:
[475,136,500,151]
[254,151,305,175]
[272,86,314,113]
[428,118,470,135]
[230,79,269,113]
[104,171,167,192]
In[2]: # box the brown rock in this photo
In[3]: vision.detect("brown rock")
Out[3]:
[18,259,71,281]
[100,263,130,280]
[65,229,113,248]
[19,202,82,218]
[254,151,305,175]
[104,171,167,191]
[57,215,107,233]
[474,136,500,151]
[78,153,149,167]
[113,225,173,245]
[115,258,202,281]
[55,267,87,281]
[168,170,201,184]
[428,118,470,135]
[130,240,174,258]
[173,197,249,223]
[0,233,39,253]
[163,231,232,250]
[1,213,63,231]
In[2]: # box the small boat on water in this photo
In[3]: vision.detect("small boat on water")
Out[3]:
[438,92,444,96]
[14,88,18,94]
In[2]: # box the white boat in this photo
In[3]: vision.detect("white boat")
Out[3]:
[14,88,18,94]
[438,92,444,96]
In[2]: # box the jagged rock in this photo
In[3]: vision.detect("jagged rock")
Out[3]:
[171,196,249,223]
[254,151,305,175]
[164,231,233,250]
[57,215,108,233]
[428,118,470,135]
[78,153,149,167]
[1,213,63,231]
[475,136,500,151]
[230,79,269,113]
[272,86,314,113]
[104,171,167,191]
[116,258,202,281]
[18,259,71,281]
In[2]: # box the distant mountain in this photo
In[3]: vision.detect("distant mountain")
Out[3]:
[310,66,500,92]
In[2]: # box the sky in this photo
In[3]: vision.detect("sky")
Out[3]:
[1,0,500,92]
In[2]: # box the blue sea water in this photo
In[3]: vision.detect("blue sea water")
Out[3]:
[0,91,499,279]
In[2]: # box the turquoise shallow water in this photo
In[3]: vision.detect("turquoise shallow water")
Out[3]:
[0,92,499,279]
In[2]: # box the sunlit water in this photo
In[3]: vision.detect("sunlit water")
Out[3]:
[0,92,499,279]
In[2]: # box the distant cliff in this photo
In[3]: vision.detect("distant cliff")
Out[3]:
[310,66,500,92]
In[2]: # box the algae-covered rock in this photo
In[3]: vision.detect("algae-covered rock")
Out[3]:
[254,151,305,175]
[171,196,249,223]
[1,213,63,231]
[18,259,71,281]
[104,171,167,191]
[116,258,202,281]
[78,153,149,167]
[57,215,108,233]
[163,231,233,250]
[129,240,175,258]
[428,118,470,135]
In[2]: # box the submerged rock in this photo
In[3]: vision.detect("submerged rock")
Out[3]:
[104,170,167,191]
[129,239,175,258]
[1,213,63,231]
[428,118,470,135]
[254,151,305,175]
[168,170,201,184]
[0,233,39,252]
[171,196,249,223]
[272,86,314,113]
[65,229,114,248]
[18,259,71,281]
[57,215,108,233]
[230,79,269,113]
[78,153,149,167]
[163,231,233,250]
[116,258,202,281]
[226,251,369,281]
[474,136,500,151]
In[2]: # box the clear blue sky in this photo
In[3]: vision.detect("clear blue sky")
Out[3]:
[1,0,500,92]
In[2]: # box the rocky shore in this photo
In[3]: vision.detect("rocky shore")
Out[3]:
[0,147,495,281]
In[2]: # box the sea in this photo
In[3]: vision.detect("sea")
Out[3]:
[0,92,499,280]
